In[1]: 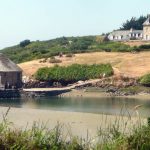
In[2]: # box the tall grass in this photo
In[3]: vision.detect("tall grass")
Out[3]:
[35,64,113,83]
[0,107,149,150]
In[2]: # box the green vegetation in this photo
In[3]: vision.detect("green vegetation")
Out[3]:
[1,108,150,150]
[120,85,150,94]
[1,15,150,64]
[100,123,150,150]
[120,15,147,30]
[2,34,150,64]
[139,44,150,50]
[90,41,131,52]
[20,39,31,47]
[139,73,150,86]
[35,64,113,83]
[1,36,133,63]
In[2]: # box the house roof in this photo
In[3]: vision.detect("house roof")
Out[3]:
[109,29,143,36]
[110,30,130,36]
[143,17,150,26]
[0,53,22,72]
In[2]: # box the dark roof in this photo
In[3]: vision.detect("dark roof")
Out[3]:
[109,29,143,36]
[143,17,150,26]
[0,53,22,72]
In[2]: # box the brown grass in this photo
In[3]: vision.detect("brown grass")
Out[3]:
[123,40,150,47]
[19,52,150,78]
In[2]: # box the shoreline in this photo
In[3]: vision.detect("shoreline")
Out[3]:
[0,106,147,139]
[60,88,150,100]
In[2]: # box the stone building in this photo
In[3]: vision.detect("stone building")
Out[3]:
[143,16,150,40]
[108,28,143,41]
[108,16,150,41]
[0,53,22,89]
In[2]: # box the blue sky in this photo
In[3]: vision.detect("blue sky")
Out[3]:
[0,0,150,49]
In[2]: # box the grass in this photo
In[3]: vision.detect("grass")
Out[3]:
[35,64,113,84]
[1,36,134,63]
[139,73,150,86]
[120,85,150,95]
[0,107,150,149]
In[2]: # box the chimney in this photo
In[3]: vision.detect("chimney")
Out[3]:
[130,28,133,32]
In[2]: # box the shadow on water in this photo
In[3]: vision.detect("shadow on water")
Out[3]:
[0,96,150,117]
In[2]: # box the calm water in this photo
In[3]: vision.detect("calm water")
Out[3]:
[0,95,150,117]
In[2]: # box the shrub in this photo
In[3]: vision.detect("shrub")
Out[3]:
[20,40,31,47]
[139,44,150,50]
[66,53,74,57]
[35,64,113,83]
[139,73,150,86]
[130,37,136,40]
[95,42,131,52]
[130,46,140,52]
[49,58,62,63]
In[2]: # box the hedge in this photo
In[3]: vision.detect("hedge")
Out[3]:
[35,64,113,83]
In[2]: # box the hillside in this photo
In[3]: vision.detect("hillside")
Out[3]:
[2,35,150,78]
[1,36,133,63]
[19,51,150,78]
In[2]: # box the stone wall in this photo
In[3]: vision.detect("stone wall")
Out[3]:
[143,26,150,40]
[0,72,22,89]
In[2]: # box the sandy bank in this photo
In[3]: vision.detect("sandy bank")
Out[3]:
[0,106,146,138]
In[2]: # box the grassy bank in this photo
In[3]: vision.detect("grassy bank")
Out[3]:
[35,64,113,84]
[0,107,149,150]
[0,36,135,63]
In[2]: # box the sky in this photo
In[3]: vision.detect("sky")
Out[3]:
[0,0,150,49]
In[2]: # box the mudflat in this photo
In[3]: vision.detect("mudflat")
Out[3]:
[0,106,146,138]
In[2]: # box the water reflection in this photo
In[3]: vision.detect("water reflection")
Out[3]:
[0,96,149,117]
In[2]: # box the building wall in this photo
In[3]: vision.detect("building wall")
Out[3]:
[143,26,150,40]
[0,72,22,89]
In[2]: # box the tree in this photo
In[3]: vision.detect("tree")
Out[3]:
[120,16,147,30]
[20,40,31,47]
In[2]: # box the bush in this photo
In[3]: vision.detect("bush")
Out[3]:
[139,44,150,50]
[65,53,74,57]
[130,37,136,40]
[139,73,150,86]
[130,46,140,52]
[94,42,131,52]
[49,57,62,63]
[35,64,113,83]
[20,40,31,47]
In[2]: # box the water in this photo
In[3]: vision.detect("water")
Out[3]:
[0,95,150,117]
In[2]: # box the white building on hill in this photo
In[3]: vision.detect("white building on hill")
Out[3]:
[108,16,150,41]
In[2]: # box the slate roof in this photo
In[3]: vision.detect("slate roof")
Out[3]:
[110,30,143,36]
[143,17,150,26]
[0,53,22,72]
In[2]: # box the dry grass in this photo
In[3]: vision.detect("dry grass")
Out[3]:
[123,40,150,47]
[19,52,150,78]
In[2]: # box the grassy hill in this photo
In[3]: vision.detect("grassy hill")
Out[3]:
[1,36,132,63]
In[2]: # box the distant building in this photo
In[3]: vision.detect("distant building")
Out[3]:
[143,16,150,40]
[108,16,150,41]
[108,28,143,41]
[0,53,22,89]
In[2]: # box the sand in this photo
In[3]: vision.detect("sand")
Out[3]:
[0,106,146,139]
